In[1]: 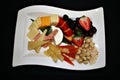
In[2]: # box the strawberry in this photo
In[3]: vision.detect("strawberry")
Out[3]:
[79,16,91,31]
[72,36,84,47]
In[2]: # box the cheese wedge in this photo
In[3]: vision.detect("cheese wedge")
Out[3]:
[27,28,39,40]
[29,17,41,30]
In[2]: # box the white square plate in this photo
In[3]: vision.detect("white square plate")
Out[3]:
[12,5,105,70]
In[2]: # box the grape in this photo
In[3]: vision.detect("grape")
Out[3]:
[90,22,93,27]
[63,16,76,30]
[63,14,69,21]
[84,32,90,36]
[89,32,94,37]
[91,26,97,33]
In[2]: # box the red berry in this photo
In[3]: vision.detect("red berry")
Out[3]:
[79,16,91,31]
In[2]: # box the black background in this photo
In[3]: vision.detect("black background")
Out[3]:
[2,0,120,79]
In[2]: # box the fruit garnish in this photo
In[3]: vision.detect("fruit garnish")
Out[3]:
[79,16,91,31]
[72,36,84,47]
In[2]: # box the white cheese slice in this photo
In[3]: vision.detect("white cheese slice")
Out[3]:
[51,26,63,45]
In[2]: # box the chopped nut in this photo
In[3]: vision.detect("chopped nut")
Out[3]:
[75,55,80,60]
[83,60,89,64]
[82,57,87,61]
[86,38,92,43]
[84,43,89,48]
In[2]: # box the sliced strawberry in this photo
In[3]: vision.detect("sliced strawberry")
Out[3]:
[72,36,84,47]
[79,16,91,31]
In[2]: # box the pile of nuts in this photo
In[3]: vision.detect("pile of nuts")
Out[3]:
[75,37,99,64]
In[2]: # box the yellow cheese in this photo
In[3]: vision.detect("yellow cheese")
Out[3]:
[27,28,39,40]
[36,17,41,28]
[29,17,41,30]
[50,14,59,26]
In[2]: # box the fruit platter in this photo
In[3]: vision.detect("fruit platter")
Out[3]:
[13,5,105,70]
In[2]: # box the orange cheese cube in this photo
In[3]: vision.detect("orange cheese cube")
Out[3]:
[40,16,51,28]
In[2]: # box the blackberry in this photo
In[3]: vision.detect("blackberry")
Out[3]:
[90,26,97,33]
[63,14,69,21]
